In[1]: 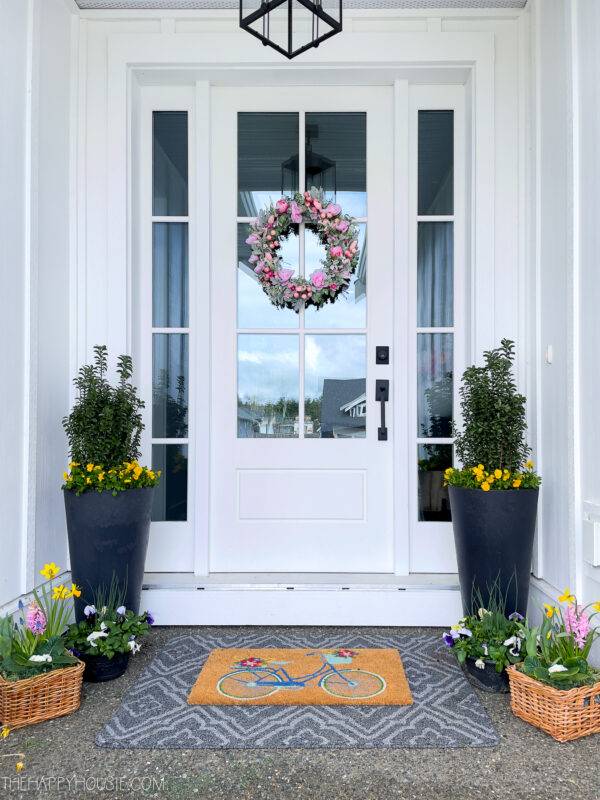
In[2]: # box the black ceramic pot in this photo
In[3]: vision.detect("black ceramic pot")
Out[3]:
[64,487,154,621]
[80,651,130,682]
[448,486,539,617]
[462,657,510,693]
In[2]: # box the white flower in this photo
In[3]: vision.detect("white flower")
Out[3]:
[457,627,472,638]
[83,605,96,617]
[116,606,126,616]
[87,628,109,647]
[548,664,568,673]
[101,606,107,615]
[478,608,490,619]
[482,644,489,656]
[474,658,486,670]
[29,654,52,663]
[127,639,141,655]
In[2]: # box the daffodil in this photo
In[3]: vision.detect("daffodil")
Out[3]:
[52,584,70,601]
[544,603,556,619]
[69,583,81,599]
[40,562,60,580]
[558,588,576,605]
[593,602,600,613]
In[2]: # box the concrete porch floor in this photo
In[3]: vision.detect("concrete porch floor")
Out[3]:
[3,627,599,800]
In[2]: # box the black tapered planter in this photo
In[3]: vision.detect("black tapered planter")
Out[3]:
[448,486,539,618]
[64,487,154,621]
[79,651,130,682]
[462,658,510,693]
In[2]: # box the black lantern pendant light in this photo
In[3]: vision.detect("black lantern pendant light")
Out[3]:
[240,0,343,60]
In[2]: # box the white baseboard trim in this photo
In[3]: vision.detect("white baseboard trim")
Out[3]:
[141,586,463,626]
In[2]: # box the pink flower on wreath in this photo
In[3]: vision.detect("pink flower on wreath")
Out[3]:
[254,265,263,274]
[290,201,303,224]
[329,245,343,259]
[565,605,591,649]
[275,199,289,215]
[26,603,46,636]
[310,270,326,289]
[278,268,294,283]
[324,203,341,217]
[335,220,350,233]
[245,233,259,245]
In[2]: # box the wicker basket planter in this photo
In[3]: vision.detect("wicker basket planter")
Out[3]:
[507,665,600,742]
[0,660,84,730]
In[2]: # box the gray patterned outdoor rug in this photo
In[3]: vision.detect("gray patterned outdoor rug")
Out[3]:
[96,629,499,749]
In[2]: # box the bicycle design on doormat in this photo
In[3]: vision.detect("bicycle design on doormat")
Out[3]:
[216,649,387,700]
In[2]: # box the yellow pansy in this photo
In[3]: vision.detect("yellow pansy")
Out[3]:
[86,463,94,472]
[494,469,502,480]
[512,479,522,488]
[476,473,484,482]
[63,471,69,481]
[86,477,91,485]
[477,464,484,471]
[444,467,454,477]
[544,603,556,618]
[40,562,60,580]
[481,482,490,492]
[558,588,575,605]
[52,584,69,600]
[69,583,81,598]
[488,475,494,484]
[525,459,534,470]
[133,466,143,480]
[98,472,104,482]
[503,469,510,479]
[1,727,9,739]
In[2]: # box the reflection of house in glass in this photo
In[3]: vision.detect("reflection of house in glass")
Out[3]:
[237,406,314,438]
[320,378,366,438]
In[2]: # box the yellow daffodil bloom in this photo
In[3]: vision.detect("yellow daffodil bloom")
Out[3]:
[593,602,600,613]
[512,479,522,488]
[544,603,555,618]
[40,562,60,580]
[52,584,70,601]
[525,459,534,470]
[558,588,575,605]
[494,469,502,480]
[69,583,81,598]
[15,762,25,773]
[481,482,491,492]
[1,727,9,739]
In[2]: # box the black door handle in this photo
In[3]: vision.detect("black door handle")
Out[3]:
[375,380,389,441]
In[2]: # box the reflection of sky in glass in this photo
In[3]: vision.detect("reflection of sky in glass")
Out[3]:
[305,224,366,329]
[237,226,300,329]
[305,335,366,399]
[238,334,299,404]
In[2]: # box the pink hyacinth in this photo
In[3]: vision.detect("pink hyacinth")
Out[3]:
[565,605,591,649]
[26,603,46,636]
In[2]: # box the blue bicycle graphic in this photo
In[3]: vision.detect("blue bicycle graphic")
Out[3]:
[216,651,386,700]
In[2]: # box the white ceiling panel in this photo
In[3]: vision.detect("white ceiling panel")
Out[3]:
[76,1,527,10]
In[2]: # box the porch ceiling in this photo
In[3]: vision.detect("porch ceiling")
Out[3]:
[76,0,527,9]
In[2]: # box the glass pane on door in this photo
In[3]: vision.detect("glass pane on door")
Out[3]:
[238,112,299,217]
[305,334,366,438]
[237,334,299,438]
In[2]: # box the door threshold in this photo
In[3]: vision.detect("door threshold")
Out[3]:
[143,571,459,591]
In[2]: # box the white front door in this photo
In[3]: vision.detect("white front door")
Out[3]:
[210,87,396,573]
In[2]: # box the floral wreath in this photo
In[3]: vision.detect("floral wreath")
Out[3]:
[245,187,361,312]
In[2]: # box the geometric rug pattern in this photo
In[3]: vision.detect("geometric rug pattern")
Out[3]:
[96,629,499,749]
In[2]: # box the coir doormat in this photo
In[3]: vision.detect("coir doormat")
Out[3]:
[187,647,413,706]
